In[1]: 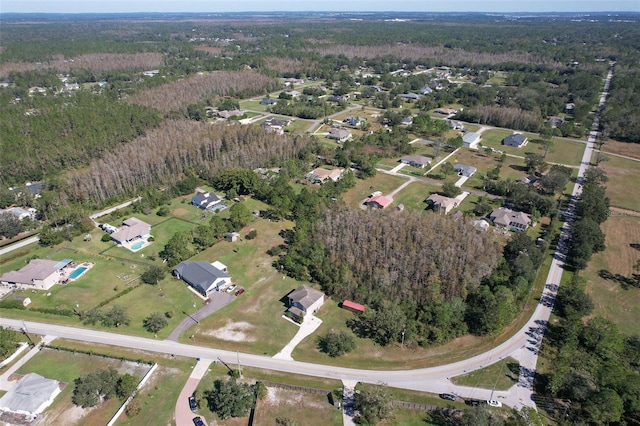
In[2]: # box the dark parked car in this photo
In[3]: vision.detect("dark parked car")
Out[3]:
[235,288,245,296]
[193,416,205,426]
[465,399,485,406]
[188,396,198,411]
[439,393,456,401]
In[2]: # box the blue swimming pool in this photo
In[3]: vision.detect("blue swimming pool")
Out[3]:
[130,241,145,251]
[68,267,87,280]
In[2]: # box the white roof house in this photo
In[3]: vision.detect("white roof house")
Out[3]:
[0,373,62,418]
[462,132,481,148]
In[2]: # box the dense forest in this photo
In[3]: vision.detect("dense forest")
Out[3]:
[65,120,309,204]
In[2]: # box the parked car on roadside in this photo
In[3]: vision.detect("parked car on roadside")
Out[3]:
[193,416,205,426]
[235,288,245,296]
[487,400,503,407]
[439,393,456,401]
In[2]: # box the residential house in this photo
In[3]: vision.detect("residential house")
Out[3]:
[447,120,464,130]
[490,207,531,231]
[419,86,434,95]
[217,109,242,119]
[565,103,575,112]
[261,117,290,132]
[284,90,301,98]
[192,190,223,211]
[27,87,47,95]
[365,195,392,209]
[548,116,564,128]
[328,128,352,143]
[306,167,345,184]
[327,95,347,103]
[110,217,151,245]
[225,232,240,242]
[462,132,481,148]
[502,133,528,148]
[400,155,432,168]
[64,83,80,91]
[287,284,325,322]
[435,107,456,115]
[142,70,160,77]
[0,373,62,419]
[342,300,366,314]
[0,259,72,290]
[426,194,458,214]
[1,207,35,221]
[401,92,423,101]
[173,261,231,297]
[343,116,364,127]
[260,97,277,106]
[401,116,414,126]
[454,164,477,177]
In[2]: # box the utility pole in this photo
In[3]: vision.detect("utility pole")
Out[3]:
[237,351,242,378]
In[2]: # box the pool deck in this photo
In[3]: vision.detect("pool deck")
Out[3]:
[63,262,94,282]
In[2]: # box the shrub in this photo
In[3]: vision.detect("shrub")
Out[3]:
[101,233,112,242]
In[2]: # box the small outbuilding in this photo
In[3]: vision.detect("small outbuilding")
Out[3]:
[225,232,240,242]
[342,300,365,314]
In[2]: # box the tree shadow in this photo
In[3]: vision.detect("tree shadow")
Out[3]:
[630,243,640,251]
[598,269,639,290]
[509,164,528,172]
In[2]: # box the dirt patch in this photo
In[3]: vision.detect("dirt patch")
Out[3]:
[38,404,98,426]
[264,387,326,409]
[171,208,189,217]
[204,321,256,342]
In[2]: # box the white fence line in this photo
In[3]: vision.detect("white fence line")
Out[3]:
[106,363,158,426]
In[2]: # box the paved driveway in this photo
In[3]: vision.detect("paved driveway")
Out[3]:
[175,358,212,426]
[167,291,235,341]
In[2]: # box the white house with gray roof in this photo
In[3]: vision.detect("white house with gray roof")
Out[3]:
[287,284,325,322]
[0,373,62,419]
[173,261,231,297]
[454,164,477,177]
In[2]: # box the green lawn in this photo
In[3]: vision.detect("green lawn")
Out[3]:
[583,215,640,336]
[451,357,520,391]
[342,174,407,208]
[389,181,441,213]
[600,155,640,212]
[240,99,269,112]
[478,130,585,167]
[183,219,301,355]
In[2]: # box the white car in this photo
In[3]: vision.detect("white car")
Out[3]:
[487,400,502,408]
[226,285,237,293]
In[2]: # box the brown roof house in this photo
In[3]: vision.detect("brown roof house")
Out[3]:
[365,195,392,209]
[0,259,71,290]
[111,217,151,245]
[286,284,325,323]
[490,207,531,231]
[426,194,459,214]
[306,167,344,184]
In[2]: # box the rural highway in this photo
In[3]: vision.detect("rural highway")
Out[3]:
[0,66,614,412]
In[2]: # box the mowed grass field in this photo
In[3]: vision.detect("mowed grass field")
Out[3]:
[583,215,640,336]
[479,129,585,167]
[599,154,640,212]
[182,218,302,355]
[342,173,407,208]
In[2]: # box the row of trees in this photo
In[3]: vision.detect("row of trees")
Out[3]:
[541,275,640,424]
[567,168,609,270]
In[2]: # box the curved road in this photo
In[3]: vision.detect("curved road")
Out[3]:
[0,66,614,412]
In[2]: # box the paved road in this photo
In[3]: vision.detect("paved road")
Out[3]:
[0,66,614,413]
[0,235,39,256]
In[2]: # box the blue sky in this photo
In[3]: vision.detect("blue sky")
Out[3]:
[2,1,639,13]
